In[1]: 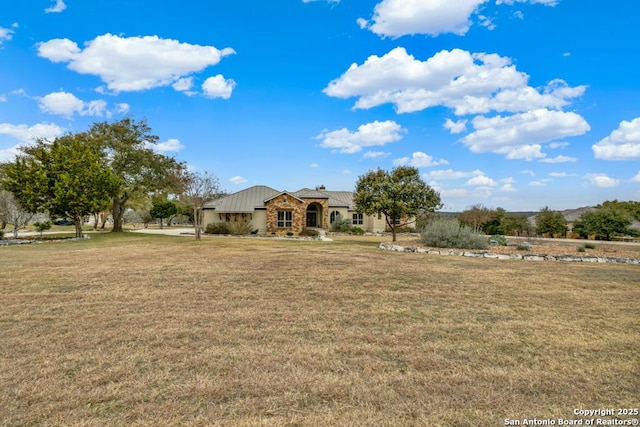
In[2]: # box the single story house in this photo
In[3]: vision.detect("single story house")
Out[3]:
[203,185,388,234]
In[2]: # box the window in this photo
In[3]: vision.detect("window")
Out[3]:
[277,211,292,227]
[330,210,341,224]
[352,213,363,225]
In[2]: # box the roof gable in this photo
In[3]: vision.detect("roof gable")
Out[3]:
[263,191,305,204]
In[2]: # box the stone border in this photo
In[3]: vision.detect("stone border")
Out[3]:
[379,242,640,265]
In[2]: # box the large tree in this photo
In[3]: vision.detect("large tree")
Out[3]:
[180,171,222,240]
[573,207,632,240]
[354,166,442,242]
[535,206,568,237]
[87,118,184,232]
[3,134,119,238]
[150,198,177,229]
[457,204,494,233]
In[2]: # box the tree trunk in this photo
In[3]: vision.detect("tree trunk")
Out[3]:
[193,206,201,240]
[0,220,6,230]
[93,213,99,230]
[384,214,397,242]
[159,218,163,229]
[111,194,128,232]
[74,216,84,238]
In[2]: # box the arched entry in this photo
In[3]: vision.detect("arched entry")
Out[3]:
[306,203,323,228]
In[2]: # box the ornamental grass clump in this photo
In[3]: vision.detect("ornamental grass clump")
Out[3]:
[420,217,487,250]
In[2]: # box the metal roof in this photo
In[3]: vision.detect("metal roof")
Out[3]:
[205,185,279,212]
[205,185,355,211]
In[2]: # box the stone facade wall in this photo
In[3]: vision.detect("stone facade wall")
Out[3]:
[303,198,329,230]
[265,194,330,234]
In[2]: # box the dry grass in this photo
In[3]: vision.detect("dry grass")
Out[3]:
[1,233,638,426]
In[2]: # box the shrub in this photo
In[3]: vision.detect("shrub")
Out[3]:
[420,217,487,250]
[584,242,596,249]
[34,221,52,237]
[489,235,508,246]
[228,216,253,235]
[516,244,531,251]
[299,228,319,237]
[350,227,365,235]
[286,231,294,236]
[577,246,586,253]
[0,230,3,239]
[250,229,259,235]
[331,217,352,232]
[205,223,230,234]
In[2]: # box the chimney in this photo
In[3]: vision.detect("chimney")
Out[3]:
[318,185,326,191]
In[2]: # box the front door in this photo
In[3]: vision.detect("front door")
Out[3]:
[306,211,317,227]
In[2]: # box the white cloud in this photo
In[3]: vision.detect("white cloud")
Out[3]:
[549,141,569,149]
[592,117,640,160]
[37,34,235,93]
[172,77,193,92]
[115,103,130,114]
[478,15,496,30]
[0,122,64,144]
[38,91,110,118]
[424,169,484,180]
[361,0,488,37]
[324,48,585,115]
[462,109,590,159]
[444,118,467,134]
[521,169,535,177]
[360,0,557,38]
[0,23,17,46]
[440,187,493,199]
[155,138,184,153]
[0,95,6,102]
[393,151,448,167]
[500,183,517,192]
[202,75,236,99]
[0,146,21,162]
[310,163,319,168]
[497,0,558,5]
[631,172,640,183]
[45,0,67,13]
[342,169,352,175]
[529,181,546,187]
[549,172,574,177]
[539,155,577,163]
[362,150,390,159]
[316,120,406,154]
[584,173,619,188]
[465,175,497,187]
[229,176,248,184]
[0,122,64,162]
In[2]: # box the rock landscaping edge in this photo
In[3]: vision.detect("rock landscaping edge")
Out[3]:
[379,242,640,265]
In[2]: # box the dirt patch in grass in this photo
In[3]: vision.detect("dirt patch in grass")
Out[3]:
[1,233,638,426]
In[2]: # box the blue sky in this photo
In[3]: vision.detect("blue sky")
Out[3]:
[1,0,639,211]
